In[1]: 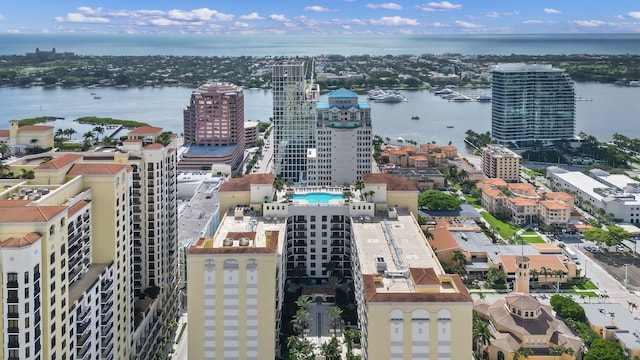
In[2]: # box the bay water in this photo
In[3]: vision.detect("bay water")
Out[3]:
[1,83,637,154]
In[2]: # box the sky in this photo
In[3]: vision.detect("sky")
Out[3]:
[2,1,640,35]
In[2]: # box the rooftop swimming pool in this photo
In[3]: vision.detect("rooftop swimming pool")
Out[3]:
[292,192,344,204]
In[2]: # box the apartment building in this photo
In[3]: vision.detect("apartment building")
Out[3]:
[308,88,372,186]
[0,120,55,155]
[0,126,179,360]
[482,144,522,182]
[491,63,575,147]
[187,173,472,360]
[181,82,245,171]
[272,61,319,184]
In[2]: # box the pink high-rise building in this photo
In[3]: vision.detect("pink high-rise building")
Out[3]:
[181,82,245,171]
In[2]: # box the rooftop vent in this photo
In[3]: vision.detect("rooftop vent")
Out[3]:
[239,238,250,247]
[222,238,233,247]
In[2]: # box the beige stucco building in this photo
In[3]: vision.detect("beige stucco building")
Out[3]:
[0,120,55,155]
[0,126,179,360]
[187,173,473,359]
[482,144,522,182]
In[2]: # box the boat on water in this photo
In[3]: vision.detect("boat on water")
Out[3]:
[90,92,97,95]
[411,116,420,120]
[476,95,492,102]
[94,96,102,99]
[434,88,455,95]
[446,125,454,128]
[368,89,408,103]
[449,95,472,102]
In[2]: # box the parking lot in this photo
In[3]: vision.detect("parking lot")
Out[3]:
[584,250,640,291]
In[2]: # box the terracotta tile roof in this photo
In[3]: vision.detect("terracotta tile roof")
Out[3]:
[511,197,537,206]
[0,206,67,223]
[0,200,32,207]
[68,163,127,175]
[0,232,42,248]
[219,174,275,192]
[508,183,535,191]
[362,173,418,191]
[363,273,472,303]
[0,130,9,137]
[428,227,460,252]
[143,143,164,150]
[18,125,54,131]
[478,178,508,189]
[36,154,83,170]
[530,243,562,254]
[540,200,570,210]
[500,255,568,274]
[67,200,91,216]
[409,155,429,161]
[127,126,163,135]
[544,192,573,201]
[440,145,457,151]
[124,139,142,143]
[410,267,440,285]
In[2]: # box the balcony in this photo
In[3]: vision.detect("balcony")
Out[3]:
[8,341,19,349]
[6,280,18,288]
[77,338,91,358]
[101,279,114,293]
[101,331,114,346]
[102,323,113,335]
[77,332,90,347]
[102,301,114,314]
[8,327,19,333]
[101,310,114,324]
[77,321,90,335]
[78,307,91,322]
[7,296,19,303]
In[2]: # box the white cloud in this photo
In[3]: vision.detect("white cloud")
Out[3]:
[523,20,545,24]
[430,22,450,27]
[370,16,419,26]
[572,20,606,27]
[239,12,264,20]
[544,8,561,15]
[77,7,103,16]
[486,11,519,18]
[54,13,109,24]
[269,14,289,22]
[149,18,183,26]
[304,6,335,12]
[628,11,640,20]
[366,3,403,10]
[455,20,483,29]
[233,21,250,28]
[167,8,233,22]
[417,1,462,12]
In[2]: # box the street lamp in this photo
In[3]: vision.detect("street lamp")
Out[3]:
[584,259,588,278]
[624,264,630,290]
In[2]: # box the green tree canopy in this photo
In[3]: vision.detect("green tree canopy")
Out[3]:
[418,190,461,211]
[584,339,625,360]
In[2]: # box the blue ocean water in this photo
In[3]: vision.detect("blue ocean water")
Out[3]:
[1,33,640,56]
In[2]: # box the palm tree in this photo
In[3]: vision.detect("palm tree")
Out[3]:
[93,126,105,141]
[82,131,95,143]
[549,346,575,358]
[0,143,9,159]
[473,315,494,359]
[628,301,638,313]
[529,269,539,287]
[540,266,550,287]
[552,269,564,293]
[295,294,312,311]
[54,128,64,139]
[291,308,311,336]
[452,250,467,267]
[511,348,533,360]
[319,336,341,360]
[343,328,360,354]
[286,336,316,360]
[327,306,343,334]
[422,228,434,241]
[65,128,77,140]
[273,176,285,192]
[354,180,365,191]
[29,138,38,149]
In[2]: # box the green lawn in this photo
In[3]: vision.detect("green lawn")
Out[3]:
[522,231,537,235]
[480,211,521,239]
[463,195,482,208]
[523,236,545,243]
[572,281,598,290]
